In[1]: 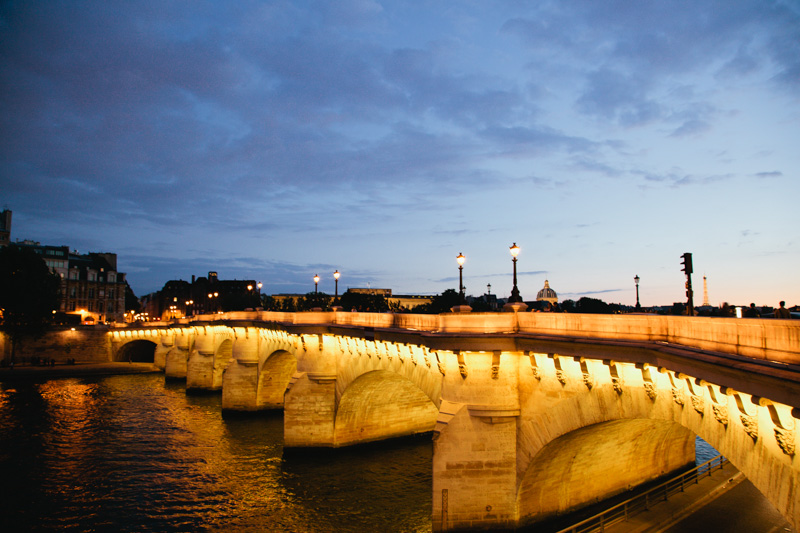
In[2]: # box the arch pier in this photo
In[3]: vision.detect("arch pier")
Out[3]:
[107,315,800,531]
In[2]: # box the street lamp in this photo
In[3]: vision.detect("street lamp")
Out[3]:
[634,275,641,310]
[456,253,466,304]
[508,242,522,303]
[333,270,340,304]
[314,274,320,294]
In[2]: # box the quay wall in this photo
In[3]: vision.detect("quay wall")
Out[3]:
[0,326,111,363]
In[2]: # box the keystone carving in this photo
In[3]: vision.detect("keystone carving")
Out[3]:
[438,361,446,376]
[740,415,758,442]
[712,404,728,426]
[529,354,541,380]
[643,382,657,401]
[774,427,795,456]
[691,395,705,415]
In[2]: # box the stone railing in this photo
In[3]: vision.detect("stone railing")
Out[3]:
[160,310,799,366]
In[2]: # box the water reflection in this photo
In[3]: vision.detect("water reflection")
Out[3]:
[0,375,432,532]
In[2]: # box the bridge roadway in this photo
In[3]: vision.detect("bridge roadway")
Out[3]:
[109,311,800,531]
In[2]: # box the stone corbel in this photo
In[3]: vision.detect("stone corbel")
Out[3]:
[756,397,796,457]
[636,363,657,401]
[662,369,685,406]
[603,359,623,394]
[680,375,705,415]
[491,351,501,380]
[549,354,566,385]
[701,381,728,426]
[434,351,446,376]
[528,352,541,380]
[457,351,468,379]
[307,372,337,384]
[577,357,593,390]
[467,404,520,424]
[725,388,758,442]
[423,347,432,368]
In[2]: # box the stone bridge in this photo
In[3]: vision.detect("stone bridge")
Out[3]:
[108,311,800,531]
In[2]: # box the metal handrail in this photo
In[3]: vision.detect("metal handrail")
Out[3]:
[555,454,729,533]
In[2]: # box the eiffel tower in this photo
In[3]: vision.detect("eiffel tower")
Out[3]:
[702,275,710,307]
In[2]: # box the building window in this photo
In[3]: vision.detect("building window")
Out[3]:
[69,302,75,311]
[70,287,76,298]
[98,302,104,312]
[99,289,105,298]
[109,289,115,299]
[70,271,78,280]
[88,302,93,311]
[88,288,94,298]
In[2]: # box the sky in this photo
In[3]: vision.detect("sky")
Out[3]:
[1,0,798,307]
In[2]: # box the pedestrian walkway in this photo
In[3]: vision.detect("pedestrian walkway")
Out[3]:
[602,462,793,533]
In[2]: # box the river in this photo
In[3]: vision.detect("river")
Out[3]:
[1,372,723,532]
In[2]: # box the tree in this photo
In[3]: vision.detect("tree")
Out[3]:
[339,291,389,312]
[300,291,332,311]
[412,289,460,314]
[0,245,61,362]
[125,282,140,314]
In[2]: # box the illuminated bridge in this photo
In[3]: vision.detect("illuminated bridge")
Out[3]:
[109,311,800,531]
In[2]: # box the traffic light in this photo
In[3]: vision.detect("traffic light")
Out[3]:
[680,253,693,274]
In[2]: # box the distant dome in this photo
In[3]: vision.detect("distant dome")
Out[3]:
[536,280,558,303]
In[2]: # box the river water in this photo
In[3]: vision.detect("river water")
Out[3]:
[0,373,720,532]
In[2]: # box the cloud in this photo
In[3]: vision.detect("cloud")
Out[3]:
[755,171,783,178]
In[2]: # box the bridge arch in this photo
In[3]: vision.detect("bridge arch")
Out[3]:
[333,369,439,447]
[257,349,297,408]
[515,367,798,528]
[114,339,157,362]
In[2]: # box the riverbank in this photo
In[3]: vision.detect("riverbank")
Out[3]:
[0,362,161,380]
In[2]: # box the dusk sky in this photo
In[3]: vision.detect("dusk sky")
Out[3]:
[2,1,798,307]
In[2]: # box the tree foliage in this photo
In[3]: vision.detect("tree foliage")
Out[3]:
[0,245,61,361]
[300,291,332,311]
[412,289,460,314]
[339,291,389,312]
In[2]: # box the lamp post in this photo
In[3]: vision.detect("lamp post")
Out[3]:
[634,275,641,310]
[456,253,466,304]
[508,242,522,303]
[314,274,320,294]
[333,270,340,304]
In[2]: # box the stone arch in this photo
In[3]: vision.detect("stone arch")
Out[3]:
[517,417,694,524]
[114,339,157,362]
[333,340,443,408]
[333,369,438,447]
[515,375,798,528]
[257,349,297,408]
[212,338,234,389]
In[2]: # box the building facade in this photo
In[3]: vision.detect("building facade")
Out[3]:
[15,241,127,323]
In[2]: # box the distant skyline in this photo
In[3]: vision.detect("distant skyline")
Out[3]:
[2,1,798,307]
